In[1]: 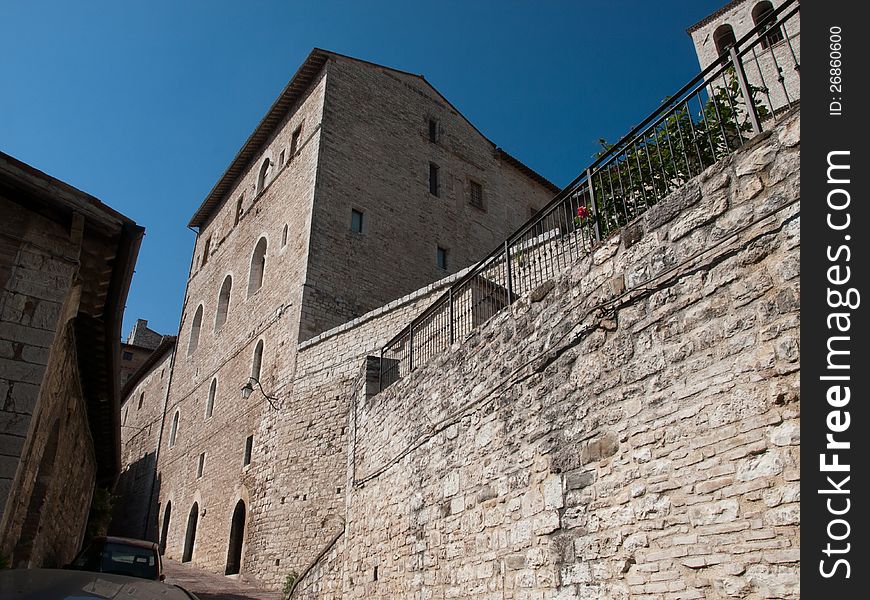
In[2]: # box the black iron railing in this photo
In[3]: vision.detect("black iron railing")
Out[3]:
[380,0,800,391]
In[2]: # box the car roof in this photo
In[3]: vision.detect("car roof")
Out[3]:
[0,569,197,600]
[92,536,159,550]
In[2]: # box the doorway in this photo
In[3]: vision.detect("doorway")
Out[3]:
[159,501,172,555]
[182,502,198,563]
[224,500,246,575]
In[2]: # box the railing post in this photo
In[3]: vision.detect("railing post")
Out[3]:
[408,324,414,372]
[586,168,602,242]
[729,45,763,134]
[504,241,514,304]
[448,288,454,344]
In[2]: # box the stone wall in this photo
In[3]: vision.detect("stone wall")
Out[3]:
[0,196,97,566]
[340,110,799,599]
[111,345,175,540]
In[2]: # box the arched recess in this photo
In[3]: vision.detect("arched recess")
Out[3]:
[168,410,179,448]
[188,305,203,355]
[215,275,232,331]
[159,501,172,556]
[13,420,61,567]
[256,158,271,195]
[752,1,783,48]
[224,499,246,575]
[206,378,217,419]
[247,237,267,297]
[713,24,737,56]
[182,502,199,563]
[251,340,264,381]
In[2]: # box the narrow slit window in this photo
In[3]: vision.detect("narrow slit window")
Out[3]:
[235,196,244,226]
[437,246,448,270]
[188,305,203,355]
[202,237,211,267]
[215,275,232,331]
[290,124,303,157]
[243,435,253,466]
[197,453,205,479]
[428,119,439,143]
[206,378,216,419]
[351,209,364,233]
[429,163,439,196]
[251,340,264,381]
[169,411,179,448]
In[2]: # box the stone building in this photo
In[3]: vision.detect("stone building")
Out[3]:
[0,151,143,567]
[120,319,165,387]
[151,48,557,584]
[111,336,176,540]
[688,0,800,114]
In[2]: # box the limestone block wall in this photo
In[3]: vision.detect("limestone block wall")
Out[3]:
[0,196,97,567]
[111,346,174,540]
[242,268,475,589]
[301,56,556,340]
[343,110,799,600]
[156,69,327,573]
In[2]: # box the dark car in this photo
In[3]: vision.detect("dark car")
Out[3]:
[66,536,164,581]
[0,568,198,600]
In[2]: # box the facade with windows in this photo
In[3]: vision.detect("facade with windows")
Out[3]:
[688,0,800,114]
[146,49,557,586]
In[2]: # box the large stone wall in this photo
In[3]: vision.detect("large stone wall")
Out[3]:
[0,197,97,567]
[338,110,799,600]
[111,346,175,540]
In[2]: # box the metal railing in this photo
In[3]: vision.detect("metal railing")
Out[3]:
[380,0,800,391]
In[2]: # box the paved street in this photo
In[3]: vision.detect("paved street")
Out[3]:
[163,558,283,600]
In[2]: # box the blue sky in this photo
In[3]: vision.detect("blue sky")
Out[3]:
[1,0,725,337]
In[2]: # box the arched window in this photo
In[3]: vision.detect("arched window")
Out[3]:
[188,305,203,355]
[713,24,737,56]
[256,158,271,195]
[206,378,217,419]
[138,393,144,410]
[752,1,783,49]
[251,340,264,381]
[281,224,288,247]
[169,411,180,448]
[247,237,267,297]
[215,275,232,331]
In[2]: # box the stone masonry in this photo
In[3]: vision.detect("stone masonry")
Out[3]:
[151,48,555,588]
[295,109,800,599]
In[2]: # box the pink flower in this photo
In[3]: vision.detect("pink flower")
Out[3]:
[576,205,590,219]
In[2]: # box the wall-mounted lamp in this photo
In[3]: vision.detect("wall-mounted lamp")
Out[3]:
[240,377,280,411]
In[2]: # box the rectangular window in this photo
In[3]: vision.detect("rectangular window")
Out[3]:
[235,196,244,226]
[469,180,484,209]
[351,209,364,234]
[437,246,448,270]
[202,237,211,266]
[122,351,134,361]
[429,163,439,196]
[428,119,439,143]
[197,453,205,478]
[279,149,286,167]
[290,124,303,157]
[243,435,253,466]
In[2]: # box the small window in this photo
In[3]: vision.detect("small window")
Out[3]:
[429,163,440,196]
[290,124,303,157]
[279,150,286,167]
[428,119,439,143]
[197,453,205,479]
[243,435,253,466]
[752,1,783,49]
[215,275,232,331]
[281,224,288,246]
[469,180,484,210]
[251,340,264,381]
[122,351,133,361]
[713,24,737,56]
[138,393,144,410]
[351,209,364,234]
[188,305,203,355]
[206,378,217,419]
[247,237,267,297]
[257,158,271,195]
[202,237,211,266]
[169,411,179,448]
[235,196,244,226]
[436,246,448,270]
[123,408,128,425]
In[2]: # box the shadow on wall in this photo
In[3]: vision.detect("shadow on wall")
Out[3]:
[108,451,161,541]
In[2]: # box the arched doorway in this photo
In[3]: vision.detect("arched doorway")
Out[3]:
[159,501,172,555]
[13,420,60,567]
[182,502,198,563]
[224,500,246,575]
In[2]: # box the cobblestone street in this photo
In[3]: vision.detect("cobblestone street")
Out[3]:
[164,559,283,600]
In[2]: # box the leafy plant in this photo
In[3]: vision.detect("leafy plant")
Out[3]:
[283,570,299,597]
